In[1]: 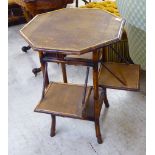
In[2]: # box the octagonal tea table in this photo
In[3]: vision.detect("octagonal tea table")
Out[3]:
[20,8,140,144]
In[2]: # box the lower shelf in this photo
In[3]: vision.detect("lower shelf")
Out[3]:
[34,82,105,121]
[99,62,140,91]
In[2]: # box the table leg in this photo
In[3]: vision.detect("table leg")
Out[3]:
[39,51,49,88]
[93,51,103,144]
[61,63,67,83]
[103,88,110,108]
[50,115,56,137]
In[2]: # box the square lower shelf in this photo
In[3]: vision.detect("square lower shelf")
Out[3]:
[35,82,105,121]
[98,62,140,91]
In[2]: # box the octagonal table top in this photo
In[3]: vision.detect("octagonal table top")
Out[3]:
[20,8,125,55]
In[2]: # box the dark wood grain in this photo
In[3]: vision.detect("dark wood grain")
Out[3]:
[15,0,73,18]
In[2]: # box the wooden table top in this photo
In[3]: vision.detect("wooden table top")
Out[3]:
[20,8,125,55]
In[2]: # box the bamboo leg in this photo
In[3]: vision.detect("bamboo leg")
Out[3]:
[50,115,56,137]
[103,88,109,108]
[93,51,103,144]
[61,63,67,83]
[39,51,49,88]
[95,119,103,144]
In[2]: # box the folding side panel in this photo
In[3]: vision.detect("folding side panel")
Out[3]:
[98,62,140,91]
